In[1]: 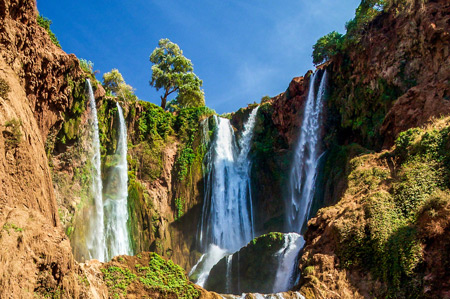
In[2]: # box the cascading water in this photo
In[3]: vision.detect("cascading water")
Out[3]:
[200,107,259,252]
[272,233,305,293]
[193,107,260,286]
[103,103,132,260]
[285,70,328,233]
[85,79,106,262]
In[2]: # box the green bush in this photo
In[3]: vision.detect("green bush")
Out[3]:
[136,253,199,299]
[312,31,344,65]
[3,118,22,149]
[0,78,10,100]
[79,59,94,74]
[37,15,61,48]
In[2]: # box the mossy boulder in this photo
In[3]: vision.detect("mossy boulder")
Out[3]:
[205,232,287,294]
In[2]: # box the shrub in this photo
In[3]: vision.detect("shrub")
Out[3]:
[79,59,94,74]
[312,31,344,65]
[37,15,61,48]
[0,78,10,100]
[3,118,22,149]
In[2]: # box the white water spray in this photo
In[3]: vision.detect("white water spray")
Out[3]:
[85,79,106,262]
[104,103,132,260]
[272,233,305,293]
[200,107,259,252]
[194,107,260,284]
[286,70,328,233]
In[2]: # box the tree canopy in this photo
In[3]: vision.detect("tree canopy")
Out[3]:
[103,69,136,101]
[149,38,205,109]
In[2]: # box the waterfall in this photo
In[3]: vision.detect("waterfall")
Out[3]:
[193,107,259,285]
[272,233,305,293]
[104,102,132,260]
[85,79,106,262]
[226,255,233,293]
[285,70,328,233]
[200,107,259,252]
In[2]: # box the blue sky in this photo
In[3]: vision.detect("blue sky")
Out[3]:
[37,0,360,113]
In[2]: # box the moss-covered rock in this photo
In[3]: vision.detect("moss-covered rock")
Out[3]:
[205,232,287,294]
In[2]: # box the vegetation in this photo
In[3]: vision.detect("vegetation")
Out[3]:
[37,14,61,48]
[332,118,450,296]
[312,0,388,64]
[101,266,137,298]
[0,78,10,100]
[102,254,199,299]
[150,38,205,109]
[136,253,199,299]
[79,59,94,74]
[2,222,23,234]
[312,31,344,65]
[3,118,22,149]
[103,69,137,101]
[174,197,185,220]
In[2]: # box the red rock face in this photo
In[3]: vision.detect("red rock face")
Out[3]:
[272,71,311,148]
[0,0,83,142]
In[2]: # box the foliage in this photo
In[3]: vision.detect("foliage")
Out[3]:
[312,31,344,65]
[333,119,450,296]
[3,118,22,149]
[103,69,137,101]
[37,14,61,48]
[174,197,185,221]
[135,253,199,299]
[101,266,137,298]
[0,78,10,100]
[173,107,215,181]
[135,101,174,142]
[260,95,272,104]
[79,59,94,74]
[149,38,205,109]
[2,222,23,234]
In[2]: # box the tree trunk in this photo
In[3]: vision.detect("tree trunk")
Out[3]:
[160,96,167,110]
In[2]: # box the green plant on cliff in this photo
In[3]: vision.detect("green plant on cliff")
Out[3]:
[149,38,205,109]
[312,31,344,65]
[103,69,137,102]
[174,197,185,220]
[172,107,214,181]
[3,118,22,149]
[0,78,10,100]
[37,14,61,48]
[334,119,450,296]
[79,59,94,74]
[101,266,137,297]
[136,253,199,299]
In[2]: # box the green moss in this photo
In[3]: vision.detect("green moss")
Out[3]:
[174,197,185,221]
[334,120,450,296]
[101,266,137,298]
[135,253,199,299]
[37,15,61,48]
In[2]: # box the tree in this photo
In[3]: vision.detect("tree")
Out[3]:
[312,31,344,65]
[149,38,205,109]
[103,69,136,101]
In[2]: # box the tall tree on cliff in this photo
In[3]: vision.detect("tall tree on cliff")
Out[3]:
[149,38,205,109]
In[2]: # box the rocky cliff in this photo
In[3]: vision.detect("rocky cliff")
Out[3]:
[297,0,450,298]
[0,0,219,297]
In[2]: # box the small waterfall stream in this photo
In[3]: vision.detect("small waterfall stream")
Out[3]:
[104,103,132,260]
[286,70,328,233]
[85,79,106,262]
[194,107,260,285]
[272,233,305,293]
